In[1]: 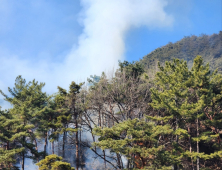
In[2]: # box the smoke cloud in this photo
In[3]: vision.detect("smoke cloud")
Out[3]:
[60,0,173,85]
[0,0,174,109]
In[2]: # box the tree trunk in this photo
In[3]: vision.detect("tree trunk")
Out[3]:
[34,139,38,152]
[79,126,82,168]
[127,159,130,170]
[22,136,25,170]
[51,129,55,154]
[188,126,194,170]
[34,138,39,162]
[102,112,105,128]
[120,154,124,169]
[22,149,25,170]
[116,153,123,169]
[52,140,54,154]
[98,110,101,127]
[63,131,66,158]
[103,150,106,169]
[6,141,9,150]
[174,117,179,170]
[6,126,9,150]
[217,130,221,150]
[197,117,199,170]
[76,116,79,170]
[44,131,48,158]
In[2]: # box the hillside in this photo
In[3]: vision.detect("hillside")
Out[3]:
[140,31,222,72]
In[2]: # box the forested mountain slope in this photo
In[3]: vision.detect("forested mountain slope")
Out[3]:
[140,31,222,72]
[1,32,222,170]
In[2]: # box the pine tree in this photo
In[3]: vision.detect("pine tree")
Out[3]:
[0,76,49,170]
[85,65,151,169]
[0,108,24,169]
[35,105,55,158]
[150,58,192,169]
[185,56,222,168]
[93,118,178,169]
[49,86,71,158]
[150,56,222,169]
[68,81,83,170]
[49,81,83,170]
[118,60,145,79]
[36,154,75,170]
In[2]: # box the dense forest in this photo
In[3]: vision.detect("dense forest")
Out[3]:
[140,31,222,73]
[1,32,222,170]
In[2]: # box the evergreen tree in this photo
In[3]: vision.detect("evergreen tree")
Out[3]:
[118,60,145,79]
[36,154,75,170]
[0,76,49,170]
[49,86,73,158]
[150,56,222,169]
[184,56,222,168]
[49,81,83,170]
[0,108,24,169]
[150,57,192,169]
[93,118,176,169]
[35,104,55,158]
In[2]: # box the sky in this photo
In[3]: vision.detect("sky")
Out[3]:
[0,0,221,109]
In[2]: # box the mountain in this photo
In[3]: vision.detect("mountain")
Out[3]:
[140,31,222,73]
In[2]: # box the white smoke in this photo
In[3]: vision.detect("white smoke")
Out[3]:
[0,0,174,109]
[60,0,173,85]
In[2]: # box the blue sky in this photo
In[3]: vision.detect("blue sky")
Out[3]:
[125,0,221,61]
[0,0,221,108]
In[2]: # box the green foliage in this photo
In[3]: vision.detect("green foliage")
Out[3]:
[36,154,75,170]
[118,60,145,79]
[1,37,222,170]
[93,118,177,169]
[0,76,50,167]
[150,55,222,168]
[49,81,83,142]
[92,55,222,169]
[0,108,24,169]
[140,32,222,73]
